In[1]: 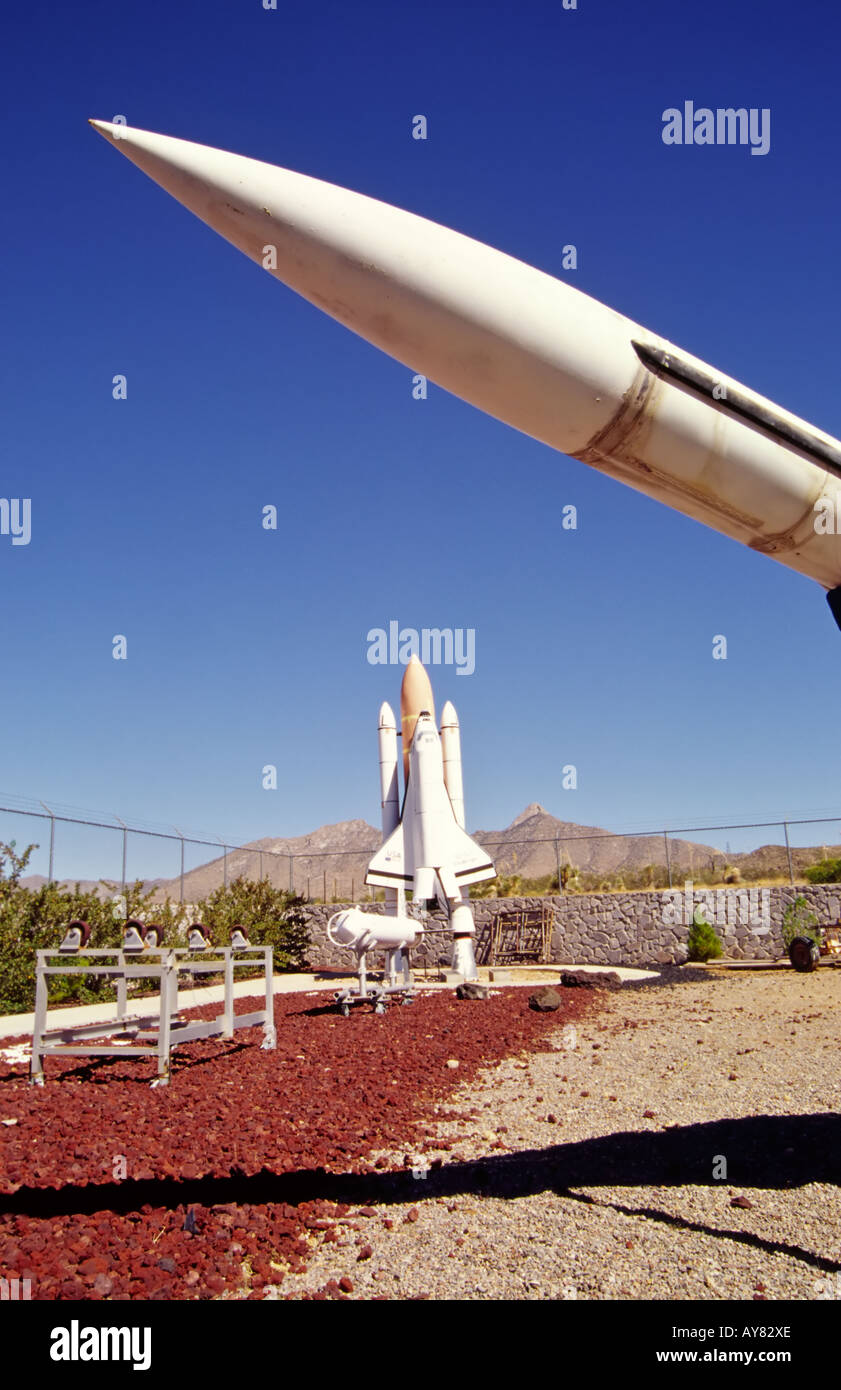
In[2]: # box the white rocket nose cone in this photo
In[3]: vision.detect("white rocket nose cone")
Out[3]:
[89,119,119,138]
[440,699,459,729]
[378,701,396,731]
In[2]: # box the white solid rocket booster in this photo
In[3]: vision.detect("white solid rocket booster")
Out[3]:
[377,700,401,920]
[440,700,465,830]
[378,702,400,839]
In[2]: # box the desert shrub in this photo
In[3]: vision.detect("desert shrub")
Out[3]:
[195,876,310,970]
[471,872,521,899]
[687,906,723,962]
[805,858,841,884]
[781,895,820,947]
[545,866,581,894]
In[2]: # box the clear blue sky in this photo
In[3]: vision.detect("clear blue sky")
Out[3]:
[3,0,841,880]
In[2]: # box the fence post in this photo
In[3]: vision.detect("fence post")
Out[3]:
[39,802,56,881]
[114,815,128,894]
[223,845,228,889]
[555,838,562,894]
[783,822,794,885]
[664,831,672,889]
[323,870,327,902]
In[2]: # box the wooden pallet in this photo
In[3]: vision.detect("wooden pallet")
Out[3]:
[487,904,554,965]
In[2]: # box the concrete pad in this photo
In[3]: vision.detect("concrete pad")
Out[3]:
[488,964,658,985]
[557,964,660,982]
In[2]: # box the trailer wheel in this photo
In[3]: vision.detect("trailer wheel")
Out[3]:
[789,936,820,972]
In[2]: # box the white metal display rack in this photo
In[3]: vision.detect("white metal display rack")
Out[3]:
[30,945,276,1086]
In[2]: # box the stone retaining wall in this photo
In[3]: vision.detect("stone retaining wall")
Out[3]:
[301,885,841,971]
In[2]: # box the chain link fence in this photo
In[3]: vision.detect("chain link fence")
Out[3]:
[1,794,840,903]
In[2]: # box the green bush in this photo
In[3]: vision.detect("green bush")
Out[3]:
[687,906,723,962]
[470,872,519,899]
[0,839,311,1013]
[196,876,310,970]
[781,895,820,947]
[805,858,841,884]
[0,840,187,1014]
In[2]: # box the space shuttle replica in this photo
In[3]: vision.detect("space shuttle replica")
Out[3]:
[369,656,495,969]
[90,120,841,628]
[329,657,494,998]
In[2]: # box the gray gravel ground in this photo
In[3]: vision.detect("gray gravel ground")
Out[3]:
[276,966,841,1300]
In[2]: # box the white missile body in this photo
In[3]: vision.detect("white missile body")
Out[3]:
[91,120,841,623]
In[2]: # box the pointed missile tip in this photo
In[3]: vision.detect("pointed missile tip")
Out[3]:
[378,701,396,728]
[88,118,129,144]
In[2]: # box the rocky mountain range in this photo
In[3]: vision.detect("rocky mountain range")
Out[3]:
[20,804,837,902]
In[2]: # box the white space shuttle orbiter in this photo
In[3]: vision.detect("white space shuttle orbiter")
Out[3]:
[365,656,495,980]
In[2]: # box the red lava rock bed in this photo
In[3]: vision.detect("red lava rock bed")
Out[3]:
[0,987,598,1299]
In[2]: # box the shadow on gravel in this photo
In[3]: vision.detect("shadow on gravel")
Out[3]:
[6,1111,840,1221]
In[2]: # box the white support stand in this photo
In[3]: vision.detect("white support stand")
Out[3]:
[450,897,479,982]
[30,944,275,1087]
